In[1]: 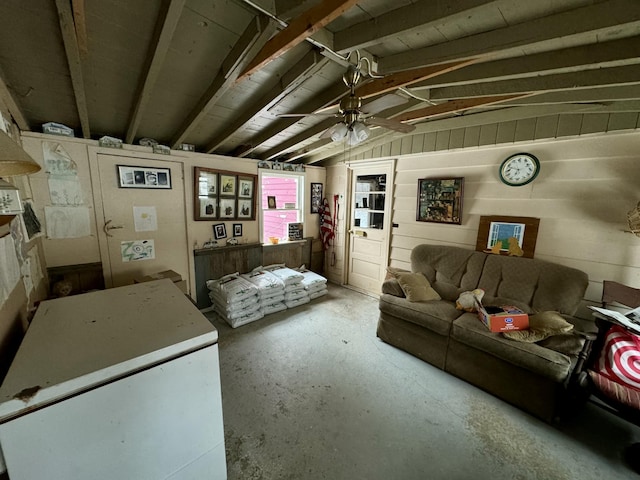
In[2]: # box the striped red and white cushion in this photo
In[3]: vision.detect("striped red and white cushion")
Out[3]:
[595,324,640,391]
[589,370,640,410]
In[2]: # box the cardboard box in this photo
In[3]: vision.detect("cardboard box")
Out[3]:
[134,270,182,284]
[475,299,529,332]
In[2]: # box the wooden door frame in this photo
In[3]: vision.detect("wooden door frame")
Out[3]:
[88,147,190,289]
[344,159,396,293]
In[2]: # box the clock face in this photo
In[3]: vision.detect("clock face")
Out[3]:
[499,153,540,186]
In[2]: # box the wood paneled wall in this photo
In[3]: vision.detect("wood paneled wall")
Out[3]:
[379,131,640,317]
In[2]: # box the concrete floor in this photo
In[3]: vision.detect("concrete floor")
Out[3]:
[205,284,640,480]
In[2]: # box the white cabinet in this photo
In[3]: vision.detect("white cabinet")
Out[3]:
[0,279,226,479]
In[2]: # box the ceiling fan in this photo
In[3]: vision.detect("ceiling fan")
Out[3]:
[279,55,416,146]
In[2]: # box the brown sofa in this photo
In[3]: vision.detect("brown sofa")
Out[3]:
[377,244,594,422]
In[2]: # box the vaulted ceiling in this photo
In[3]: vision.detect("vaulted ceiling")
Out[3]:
[0,0,639,166]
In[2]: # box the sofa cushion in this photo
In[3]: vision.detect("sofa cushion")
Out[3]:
[410,245,487,302]
[478,255,588,315]
[395,272,441,302]
[451,313,573,382]
[379,294,461,336]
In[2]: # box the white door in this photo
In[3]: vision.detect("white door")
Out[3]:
[346,161,394,294]
[94,153,189,289]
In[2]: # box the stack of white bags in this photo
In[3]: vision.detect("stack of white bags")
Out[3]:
[263,264,310,309]
[241,268,287,316]
[206,264,329,328]
[206,273,263,328]
[296,265,328,299]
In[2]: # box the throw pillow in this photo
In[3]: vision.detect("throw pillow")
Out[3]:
[502,311,574,343]
[386,266,410,280]
[395,272,441,302]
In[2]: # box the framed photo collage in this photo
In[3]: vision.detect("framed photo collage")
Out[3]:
[194,167,257,221]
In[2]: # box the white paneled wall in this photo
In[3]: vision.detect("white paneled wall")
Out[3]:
[328,130,640,316]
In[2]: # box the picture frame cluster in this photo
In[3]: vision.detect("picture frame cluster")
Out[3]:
[194,167,256,221]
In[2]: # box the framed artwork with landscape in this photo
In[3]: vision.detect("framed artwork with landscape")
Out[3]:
[475,215,540,258]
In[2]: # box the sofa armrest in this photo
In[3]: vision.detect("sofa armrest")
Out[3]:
[382,278,405,297]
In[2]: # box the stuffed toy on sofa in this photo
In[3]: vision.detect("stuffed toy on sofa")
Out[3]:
[455,289,485,312]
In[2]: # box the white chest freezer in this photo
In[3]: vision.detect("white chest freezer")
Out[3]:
[0,279,226,479]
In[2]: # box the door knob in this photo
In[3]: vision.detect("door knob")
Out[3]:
[103,219,124,237]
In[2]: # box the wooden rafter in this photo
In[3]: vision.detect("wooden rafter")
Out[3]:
[0,72,29,131]
[237,0,360,82]
[71,0,88,57]
[55,0,90,138]
[380,0,640,72]
[355,59,477,99]
[205,49,327,153]
[334,0,494,53]
[171,15,275,149]
[394,94,532,123]
[126,0,186,144]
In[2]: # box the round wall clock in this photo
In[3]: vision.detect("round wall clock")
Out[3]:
[499,153,540,186]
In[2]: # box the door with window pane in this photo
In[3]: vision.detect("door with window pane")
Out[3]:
[347,161,394,294]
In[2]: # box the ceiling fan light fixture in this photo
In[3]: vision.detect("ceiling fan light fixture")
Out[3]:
[346,121,370,146]
[327,122,349,142]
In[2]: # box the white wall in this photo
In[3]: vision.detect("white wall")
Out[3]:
[20,133,326,300]
[328,130,640,316]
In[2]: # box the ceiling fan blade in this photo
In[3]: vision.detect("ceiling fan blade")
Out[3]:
[365,116,416,134]
[277,113,338,118]
[361,93,408,115]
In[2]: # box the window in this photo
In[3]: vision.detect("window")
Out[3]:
[260,171,304,243]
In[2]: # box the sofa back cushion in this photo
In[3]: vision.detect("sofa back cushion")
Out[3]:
[411,245,486,301]
[478,255,588,315]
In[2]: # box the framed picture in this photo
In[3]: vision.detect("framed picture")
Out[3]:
[475,215,540,258]
[198,197,217,219]
[233,223,243,237]
[219,197,236,219]
[220,174,237,196]
[237,199,253,219]
[213,223,227,240]
[416,177,464,224]
[267,196,276,209]
[238,176,254,198]
[310,182,323,213]
[194,167,256,221]
[117,165,171,189]
[194,167,218,220]
[288,222,303,241]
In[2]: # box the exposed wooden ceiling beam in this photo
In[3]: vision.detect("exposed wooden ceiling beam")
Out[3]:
[71,0,88,57]
[171,15,275,149]
[394,94,532,123]
[355,59,477,99]
[497,85,640,106]
[259,118,337,161]
[429,65,640,100]
[408,36,640,92]
[333,0,496,53]
[126,0,186,145]
[0,71,29,131]
[379,0,640,73]
[237,0,360,82]
[55,0,90,138]
[205,49,327,152]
